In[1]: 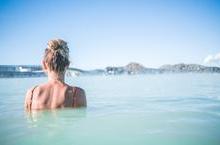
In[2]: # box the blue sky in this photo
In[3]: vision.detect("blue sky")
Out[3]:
[0,0,220,69]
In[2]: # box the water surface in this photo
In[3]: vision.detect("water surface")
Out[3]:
[0,74,220,145]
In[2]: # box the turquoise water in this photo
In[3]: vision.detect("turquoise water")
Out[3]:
[0,74,220,145]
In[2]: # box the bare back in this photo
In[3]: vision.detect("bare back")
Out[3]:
[25,81,87,110]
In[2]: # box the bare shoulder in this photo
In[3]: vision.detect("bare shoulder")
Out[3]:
[24,86,36,109]
[24,85,43,106]
[75,87,85,94]
[75,87,87,107]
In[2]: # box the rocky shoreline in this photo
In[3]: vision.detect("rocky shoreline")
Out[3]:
[0,62,220,78]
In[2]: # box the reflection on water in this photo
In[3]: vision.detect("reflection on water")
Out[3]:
[24,108,87,128]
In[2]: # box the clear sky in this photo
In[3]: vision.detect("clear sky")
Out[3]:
[0,0,220,69]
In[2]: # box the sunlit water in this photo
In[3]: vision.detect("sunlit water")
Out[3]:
[0,74,220,145]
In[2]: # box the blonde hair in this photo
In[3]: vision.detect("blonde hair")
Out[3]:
[43,39,70,73]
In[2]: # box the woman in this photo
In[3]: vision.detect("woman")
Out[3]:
[25,39,87,110]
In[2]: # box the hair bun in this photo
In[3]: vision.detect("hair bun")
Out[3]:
[44,39,70,73]
[47,39,69,58]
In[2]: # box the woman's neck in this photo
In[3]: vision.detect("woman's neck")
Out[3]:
[48,71,65,83]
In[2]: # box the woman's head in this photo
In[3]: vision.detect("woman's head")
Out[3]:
[43,39,70,74]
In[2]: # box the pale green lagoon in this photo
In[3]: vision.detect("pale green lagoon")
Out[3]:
[0,74,220,145]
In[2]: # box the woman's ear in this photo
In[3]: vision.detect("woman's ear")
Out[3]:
[41,60,48,74]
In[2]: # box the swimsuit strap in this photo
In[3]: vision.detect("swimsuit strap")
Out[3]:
[72,87,78,107]
[30,85,38,109]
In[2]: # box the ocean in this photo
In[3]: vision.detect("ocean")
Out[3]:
[0,74,220,145]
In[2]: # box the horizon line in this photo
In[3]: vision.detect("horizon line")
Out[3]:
[0,62,219,70]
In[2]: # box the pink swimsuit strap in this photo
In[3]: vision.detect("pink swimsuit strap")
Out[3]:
[72,87,78,107]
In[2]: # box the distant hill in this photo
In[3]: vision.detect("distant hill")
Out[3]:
[105,62,159,75]
[0,63,220,78]
[104,63,220,75]
[160,63,220,73]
